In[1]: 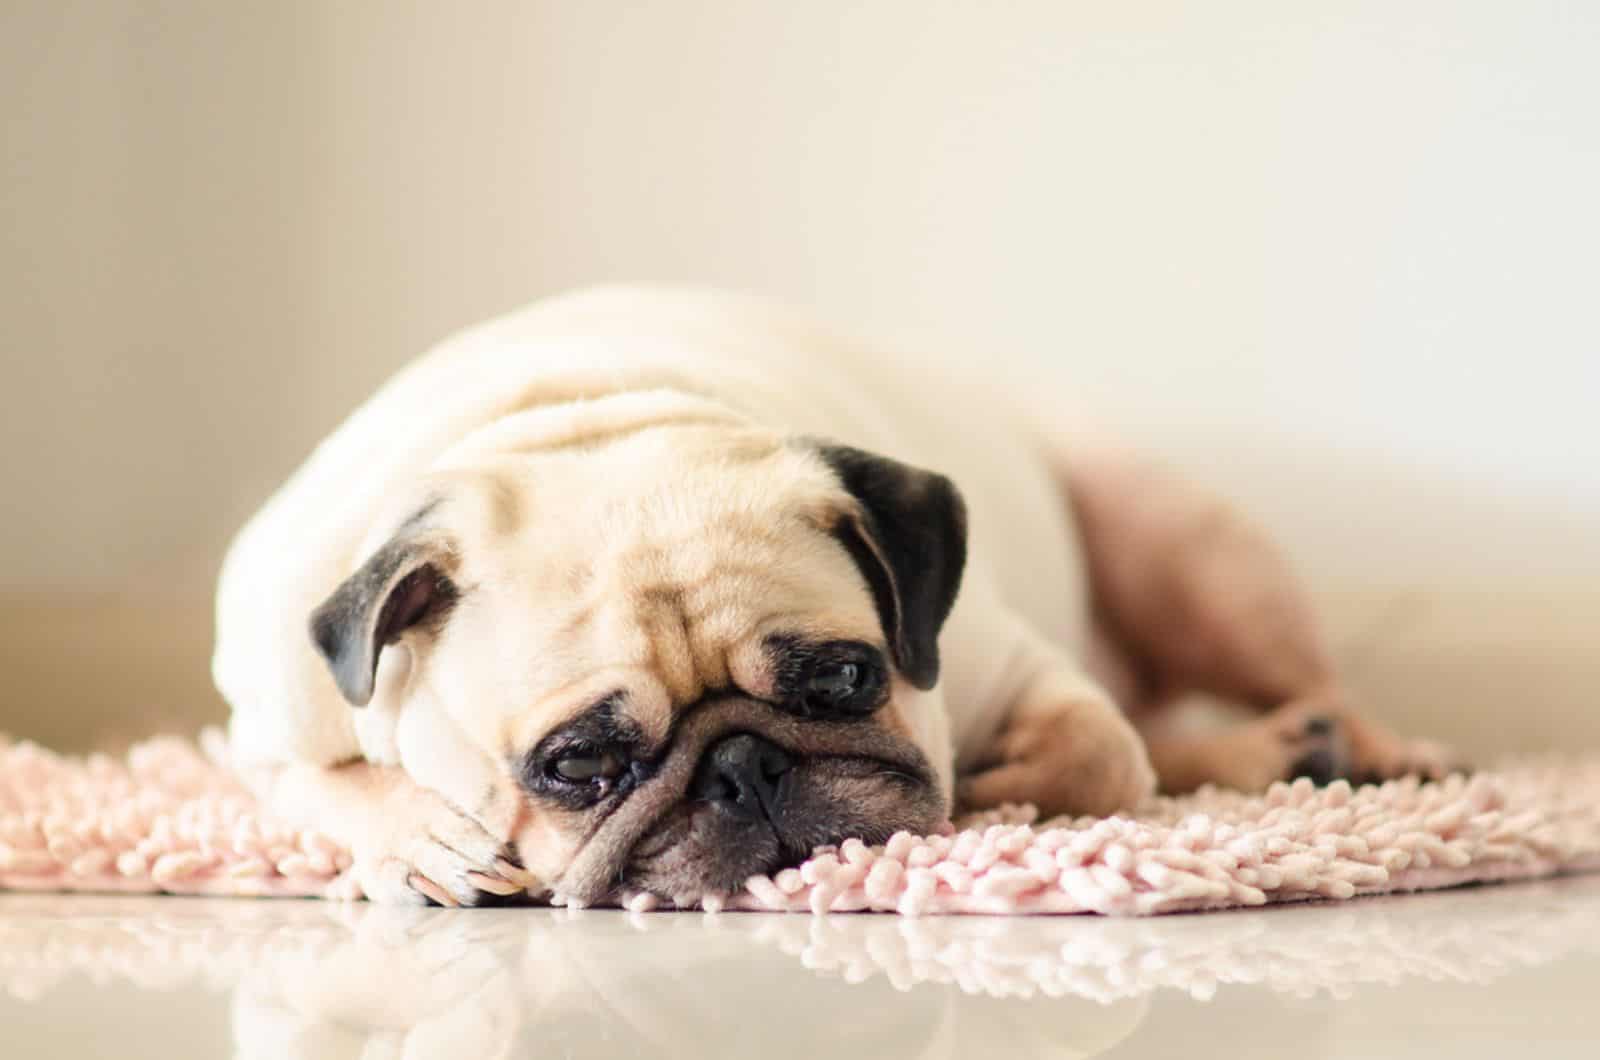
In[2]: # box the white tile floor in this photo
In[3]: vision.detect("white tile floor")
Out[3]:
[2,876,1597,1058]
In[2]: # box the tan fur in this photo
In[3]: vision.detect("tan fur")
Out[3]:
[956,666,1153,818]
[1055,444,1461,795]
[215,287,1453,905]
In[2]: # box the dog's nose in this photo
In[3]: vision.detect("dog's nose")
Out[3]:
[692,733,793,822]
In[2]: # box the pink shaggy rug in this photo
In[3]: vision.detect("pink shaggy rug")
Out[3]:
[3,731,1598,916]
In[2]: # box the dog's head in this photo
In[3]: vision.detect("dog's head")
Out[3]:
[308,411,965,905]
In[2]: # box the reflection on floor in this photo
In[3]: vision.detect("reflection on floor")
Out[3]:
[2,876,1598,1059]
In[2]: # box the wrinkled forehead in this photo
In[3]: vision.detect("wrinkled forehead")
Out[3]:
[538,524,878,726]
[446,444,884,749]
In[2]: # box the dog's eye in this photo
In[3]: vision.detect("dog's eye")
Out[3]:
[550,750,625,785]
[770,638,887,718]
[804,661,863,712]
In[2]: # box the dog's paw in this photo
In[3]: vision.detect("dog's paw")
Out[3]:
[346,785,534,907]
[1266,704,1352,786]
[957,697,1157,818]
[1067,712,1159,816]
[1344,734,1466,787]
[1270,697,1466,788]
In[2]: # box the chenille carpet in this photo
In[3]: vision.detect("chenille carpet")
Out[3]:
[3,731,1596,915]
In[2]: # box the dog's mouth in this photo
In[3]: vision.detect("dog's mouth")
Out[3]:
[615,753,942,907]
[536,698,944,909]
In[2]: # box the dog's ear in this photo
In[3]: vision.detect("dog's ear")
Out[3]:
[811,443,968,690]
[309,517,460,707]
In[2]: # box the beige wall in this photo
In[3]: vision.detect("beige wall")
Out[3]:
[3,2,1596,753]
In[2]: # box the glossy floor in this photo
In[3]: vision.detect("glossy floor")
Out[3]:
[2,876,1597,1058]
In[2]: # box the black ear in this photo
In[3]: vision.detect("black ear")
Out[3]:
[812,443,968,690]
[308,527,459,707]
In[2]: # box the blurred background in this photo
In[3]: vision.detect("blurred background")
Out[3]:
[3,1,1595,756]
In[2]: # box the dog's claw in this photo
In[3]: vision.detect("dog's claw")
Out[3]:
[494,858,539,889]
[408,873,460,907]
[466,871,525,896]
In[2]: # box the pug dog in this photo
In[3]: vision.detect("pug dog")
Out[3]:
[214,287,1455,907]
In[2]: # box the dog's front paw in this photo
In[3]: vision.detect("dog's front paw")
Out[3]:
[957,696,1157,819]
[346,785,534,907]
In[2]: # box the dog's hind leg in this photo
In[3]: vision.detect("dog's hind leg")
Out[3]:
[1047,440,1459,793]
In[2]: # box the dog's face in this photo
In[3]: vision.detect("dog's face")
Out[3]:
[309,422,966,906]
